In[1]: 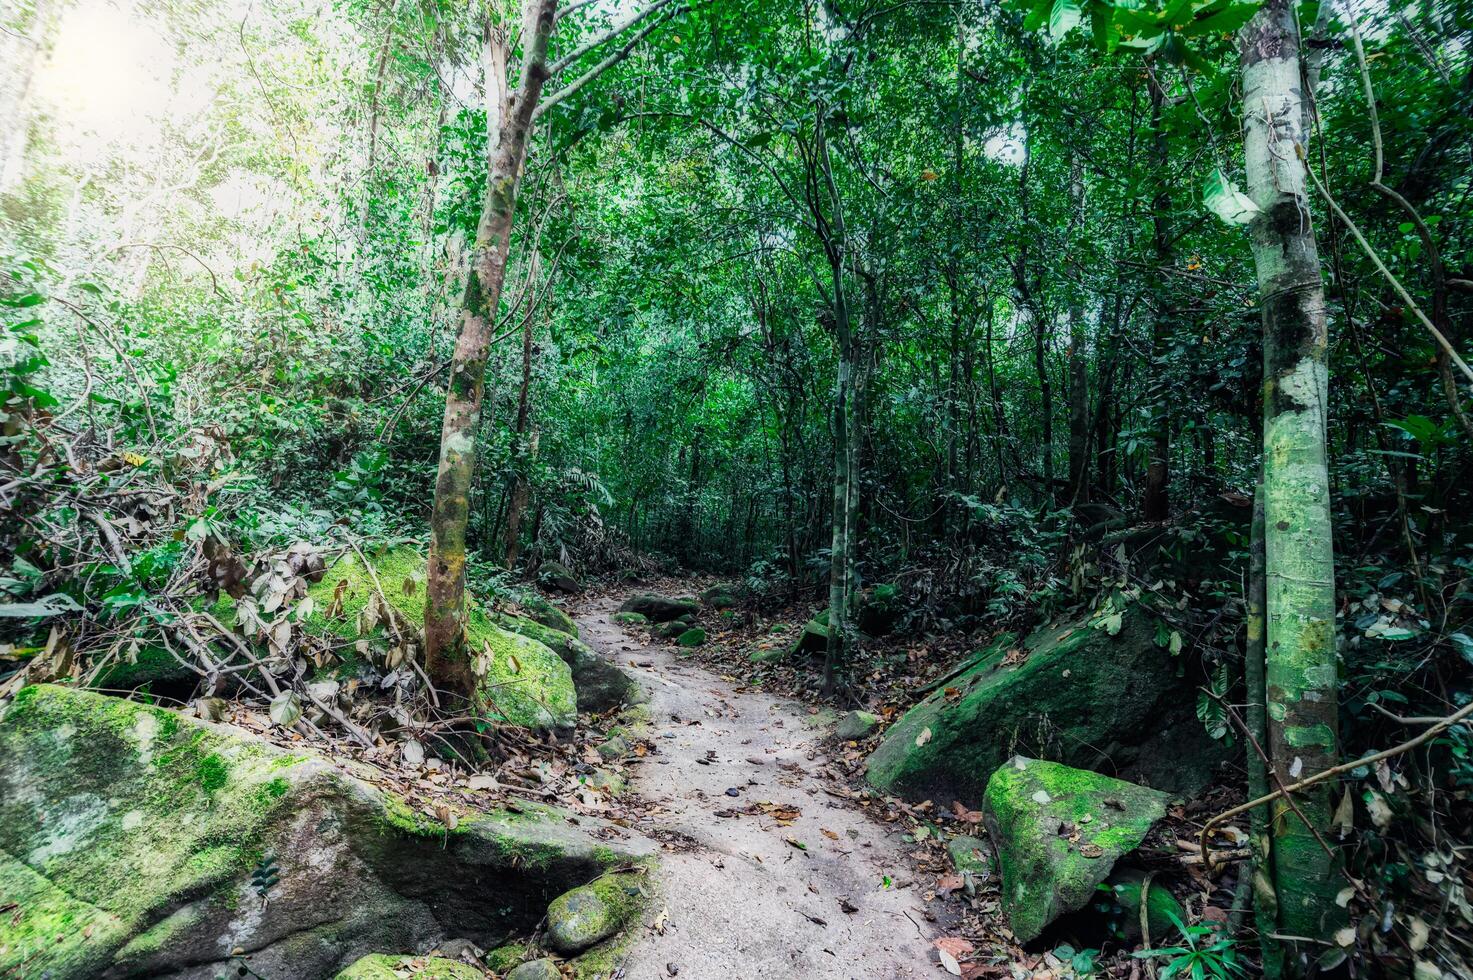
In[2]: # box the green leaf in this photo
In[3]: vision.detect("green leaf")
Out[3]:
[0,594,83,618]
[1202,168,1261,225]
[1180,3,1258,36]
[1022,0,1054,32]
[1048,0,1083,38]
[1448,633,1473,664]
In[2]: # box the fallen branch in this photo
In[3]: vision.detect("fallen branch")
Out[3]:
[1200,697,1473,863]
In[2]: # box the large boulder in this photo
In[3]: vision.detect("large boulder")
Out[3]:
[866,601,1227,803]
[0,685,655,979]
[617,593,698,623]
[495,614,643,713]
[305,549,575,730]
[983,756,1168,943]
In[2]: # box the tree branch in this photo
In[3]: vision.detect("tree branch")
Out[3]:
[535,4,684,121]
[547,0,674,77]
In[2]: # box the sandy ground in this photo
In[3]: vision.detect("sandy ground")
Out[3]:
[575,595,941,980]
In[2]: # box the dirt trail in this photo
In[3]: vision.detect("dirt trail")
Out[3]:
[576,595,939,979]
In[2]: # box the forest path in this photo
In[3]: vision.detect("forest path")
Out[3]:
[575,595,939,979]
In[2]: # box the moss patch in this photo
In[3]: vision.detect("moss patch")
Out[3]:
[306,549,575,729]
[982,756,1168,942]
[335,953,485,979]
[866,604,1228,802]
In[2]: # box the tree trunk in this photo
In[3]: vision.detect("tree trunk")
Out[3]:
[1245,478,1282,979]
[1142,68,1172,522]
[1240,0,1344,964]
[503,291,540,570]
[1066,154,1089,505]
[424,1,558,701]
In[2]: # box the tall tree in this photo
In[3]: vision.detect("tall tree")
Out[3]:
[1240,0,1343,965]
[424,0,680,699]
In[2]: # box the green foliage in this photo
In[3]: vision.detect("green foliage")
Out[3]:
[1132,914,1243,980]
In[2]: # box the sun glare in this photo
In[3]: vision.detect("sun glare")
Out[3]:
[36,3,173,149]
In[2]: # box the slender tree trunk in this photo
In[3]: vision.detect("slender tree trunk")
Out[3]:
[1245,478,1282,979]
[1067,155,1089,505]
[503,290,540,569]
[425,1,558,700]
[1142,68,1172,522]
[1240,0,1343,964]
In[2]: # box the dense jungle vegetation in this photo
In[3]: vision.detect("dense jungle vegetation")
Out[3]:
[1,0,1471,976]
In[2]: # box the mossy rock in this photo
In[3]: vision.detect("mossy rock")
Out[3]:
[483,942,530,972]
[617,594,698,623]
[651,619,693,640]
[304,549,575,730]
[788,618,830,657]
[611,612,647,626]
[0,685,656,979]
[537,561,581,595]
[496,614,642,713]
[698,583,741,609]
[835,710,880,741]
[94,645,196,690]
[507,959,562,980]
[676,628,706,647]
[748,647,785,664]
[522,596,579,637]
[545,873,647,954]
[983,756,1168,943]
[335,954,484,979]
[865,603,1228,803]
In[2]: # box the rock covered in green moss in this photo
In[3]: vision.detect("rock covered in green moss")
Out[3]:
[611,611,647,626]
[335,954,485,979]
[788,617,830,657]
[496,614,642,713]
[0,685,655,979]
[522,596,579,637]
[507,958,562,980]
[305,549,575,730]
[676,627,706,647]
[93,645,196,690]
[618,593,698,622]
[545,873,646,954]
[866,603,1228,803]
[835,710,881,741]
[982,756,1168,942]
[699,583,741,609]
[483,942,530,972]
[538,561,581,595]
[748,646,785,664]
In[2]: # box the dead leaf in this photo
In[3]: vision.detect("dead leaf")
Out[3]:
[935,936,974,975]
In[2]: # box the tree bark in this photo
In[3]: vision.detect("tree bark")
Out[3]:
[503,282,540,570]
[424,0,558,701]
[1142,67,1172,522]
[1066,154,1089,505]
[1240,0,1344,964]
